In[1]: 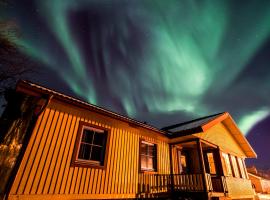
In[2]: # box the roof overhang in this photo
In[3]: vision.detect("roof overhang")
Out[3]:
[221,113,257,158]
[167,112,257,158]
[16,80,167,136]
[201,112,257,158]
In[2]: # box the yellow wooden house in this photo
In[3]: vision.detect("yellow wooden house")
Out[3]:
[0,80,257,200]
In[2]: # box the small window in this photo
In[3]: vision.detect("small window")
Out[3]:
[206,152,217,175]
[73,122,108,167]
[177,150,189,174]
[237,157,246,179]
[140,140,157,172]
[230,155,240,178]
[222,153,232,176]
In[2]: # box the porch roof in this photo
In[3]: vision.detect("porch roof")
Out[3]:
[162,112,257,158]
[161,112,225,134]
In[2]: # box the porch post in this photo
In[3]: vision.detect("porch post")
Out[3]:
[216,147,224,176]
[197,139,208,192]
[169,144,174,193]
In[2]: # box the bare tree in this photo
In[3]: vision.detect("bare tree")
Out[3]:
[0,21,38,198]
[0,20,35,95]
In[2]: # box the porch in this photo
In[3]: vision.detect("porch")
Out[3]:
[137,173,228,198]
[137,138,253,199]
[138,173,253,198]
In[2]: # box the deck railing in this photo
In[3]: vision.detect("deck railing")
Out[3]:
[206,173,213,191]
[205,173,228,193]
[211,176,224,192]
[173,174,204,191]
[138,174,171,194]
[138,173,204,195]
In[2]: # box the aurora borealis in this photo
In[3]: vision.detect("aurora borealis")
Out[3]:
[1,0,270,167]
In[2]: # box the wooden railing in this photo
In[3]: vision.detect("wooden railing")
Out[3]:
[138,173,233,197]
[138,173,204,195]
[138,174,171,194]
[221,176,228,193]
[205,174,228,193]
[206,173,213,191]
[211,176,224,192]
[173,174,204,191]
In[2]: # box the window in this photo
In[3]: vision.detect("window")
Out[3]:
[222,153,232,176]
[206,152,217,174]
[230,155,240,178]
[177,150,188,174]
[73,122,108,167]
[237,157,246,179]
[140,140,157,172]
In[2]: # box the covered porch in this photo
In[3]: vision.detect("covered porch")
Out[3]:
[138,138,229,199]
[138,138,253,199]
[171,138,228,196]
[138,112,256,199]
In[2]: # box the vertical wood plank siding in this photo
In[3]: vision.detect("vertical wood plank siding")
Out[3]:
[194,123,246,157]
[10,101,170,198]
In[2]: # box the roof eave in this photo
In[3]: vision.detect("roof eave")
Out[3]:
[16,80,167,136]
[223,114,257,158]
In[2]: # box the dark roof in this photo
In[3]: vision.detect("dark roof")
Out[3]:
[16,80,166,135]
[162,112,225,135]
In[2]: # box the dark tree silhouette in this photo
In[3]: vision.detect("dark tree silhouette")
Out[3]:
[0,21,35,95]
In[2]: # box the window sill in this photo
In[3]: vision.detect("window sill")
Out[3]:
[73,159,105,169]
[140,169,158,174]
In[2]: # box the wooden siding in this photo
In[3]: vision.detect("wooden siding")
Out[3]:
[9,100,170,199]
[194,123,246,157]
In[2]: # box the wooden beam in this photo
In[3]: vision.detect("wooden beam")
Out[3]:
[216,147,224,176]
[196,139,208,192]
[169,138,198,145]
[169,144,174,193]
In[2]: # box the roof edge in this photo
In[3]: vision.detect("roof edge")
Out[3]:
[16,80,167,136]
[224,114,257,158]
[201,112,229,132]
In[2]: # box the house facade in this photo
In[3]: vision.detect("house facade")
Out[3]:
[0,80,256,200]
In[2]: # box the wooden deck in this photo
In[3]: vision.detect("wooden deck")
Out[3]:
[138,173,231,199]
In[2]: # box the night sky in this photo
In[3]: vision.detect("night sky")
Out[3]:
[1,0,270,169]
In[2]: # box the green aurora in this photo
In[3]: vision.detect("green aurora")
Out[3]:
[1,0,270,135]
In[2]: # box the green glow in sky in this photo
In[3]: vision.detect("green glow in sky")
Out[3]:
[238,108,270,134]
[1,0,270,134]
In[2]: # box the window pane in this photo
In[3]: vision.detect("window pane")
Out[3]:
[82,129,94,143]
[231,155,240,178]
[91,146,103,162]
[93,132,105,146]
[148,157,153,170]
[180,154,187,173]
[78,143,91,160]
[237,157,246,179]
[207,152,216,174]
[223,153,232,176]
[141,155,147,169]
[141,143,147,155]
[140,141,157,171]
[148,145,155,157]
